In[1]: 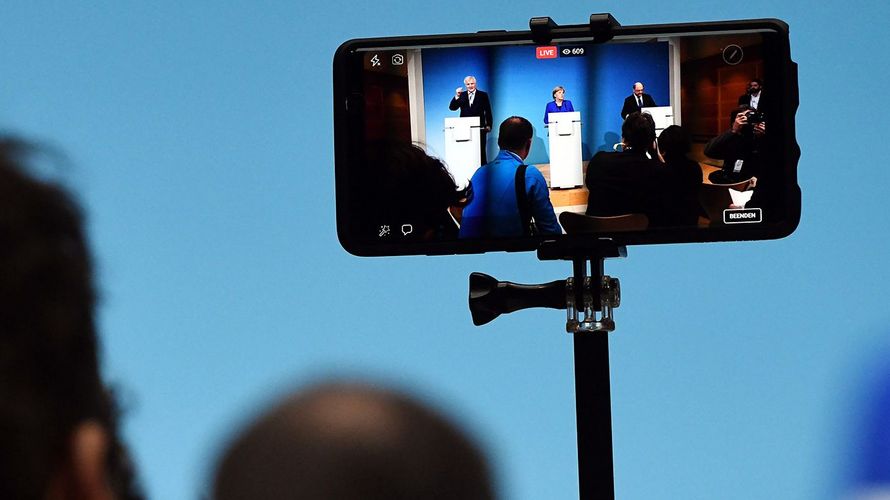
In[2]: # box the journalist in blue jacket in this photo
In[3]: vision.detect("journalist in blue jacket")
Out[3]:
[459,116,561,238]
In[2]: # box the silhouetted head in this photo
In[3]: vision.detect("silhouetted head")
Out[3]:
[621,112,656,152]
[213,382,495,500]
[0,138,142,500]
[365,141,468,240]
[497,116,533,158]
[657,125,691,161]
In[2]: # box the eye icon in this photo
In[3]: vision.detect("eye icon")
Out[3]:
[562,48,571,55]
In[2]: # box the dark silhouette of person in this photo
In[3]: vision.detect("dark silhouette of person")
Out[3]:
[0,138,143,500]
[585,112,668,225]
[213,381,495,500]
[657,125,704,226]
[358,141,471,242]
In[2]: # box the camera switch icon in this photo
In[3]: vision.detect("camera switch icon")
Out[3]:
[391,54,404,66]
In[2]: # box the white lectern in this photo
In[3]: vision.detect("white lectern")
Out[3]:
[641,106,674,136]
[547,111,583,189]
[443,116,482,190]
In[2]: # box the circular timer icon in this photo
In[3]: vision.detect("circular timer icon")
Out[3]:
[722,44,744,65]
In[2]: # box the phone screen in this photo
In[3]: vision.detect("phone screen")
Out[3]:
[334,21,799,255]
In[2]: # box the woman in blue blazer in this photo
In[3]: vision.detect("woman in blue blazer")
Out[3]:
[544,86,575,125]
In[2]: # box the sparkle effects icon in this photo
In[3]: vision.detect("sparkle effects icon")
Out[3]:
[378,225,390,237]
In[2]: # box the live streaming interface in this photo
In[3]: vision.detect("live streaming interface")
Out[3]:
[350,31,786,243]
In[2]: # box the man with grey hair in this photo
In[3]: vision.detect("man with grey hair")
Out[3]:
[620,81,656,119]
[449,75,493,163]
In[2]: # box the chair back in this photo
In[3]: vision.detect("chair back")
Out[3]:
[559,211,649,234]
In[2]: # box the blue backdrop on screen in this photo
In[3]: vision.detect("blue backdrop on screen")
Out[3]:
[489,45,588,165]
[586,42,670,158]
[422,41,669,166]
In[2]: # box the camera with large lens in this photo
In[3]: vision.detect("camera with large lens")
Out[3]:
[746,110,766,124]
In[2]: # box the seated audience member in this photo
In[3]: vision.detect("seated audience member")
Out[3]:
[657,125,704,226]
[362,142,470,242]
[212,382,495,500]
[705,105,766,185]
[459,116,560,238]
[585,112,668,226]
[0,139,143,500]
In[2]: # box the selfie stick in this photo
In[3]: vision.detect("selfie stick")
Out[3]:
[469,14,623,499]
[469,14,624,499]
[469,242,623,500]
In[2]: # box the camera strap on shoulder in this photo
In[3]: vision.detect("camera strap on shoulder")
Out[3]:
[514,163,534,235]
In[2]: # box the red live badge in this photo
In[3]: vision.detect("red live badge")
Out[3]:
[536,46,557,59]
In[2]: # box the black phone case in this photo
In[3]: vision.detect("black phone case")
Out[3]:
[333,18,800,257]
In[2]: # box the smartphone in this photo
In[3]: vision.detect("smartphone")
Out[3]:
[333,18,800,256]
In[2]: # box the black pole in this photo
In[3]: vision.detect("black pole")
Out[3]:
[470,244,624,499]
[573,257,615,499]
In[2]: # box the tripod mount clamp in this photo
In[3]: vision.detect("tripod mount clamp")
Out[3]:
[467,241,626,498]
[468,240,625,333]
[566,275,620,333]
[528,13,621,45]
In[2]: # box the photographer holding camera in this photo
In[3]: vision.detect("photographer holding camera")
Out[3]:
[705,105,766,185]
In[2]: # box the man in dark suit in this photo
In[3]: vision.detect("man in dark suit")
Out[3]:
[620,82,657,119]
[737,78,765,110]
[449,75,493,163]
[586,112,669,227]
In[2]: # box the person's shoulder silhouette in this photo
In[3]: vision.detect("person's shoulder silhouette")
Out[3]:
[0,138,143,500]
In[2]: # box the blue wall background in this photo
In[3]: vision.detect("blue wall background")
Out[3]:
[3,3,890,500]
[423,42,668,165]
